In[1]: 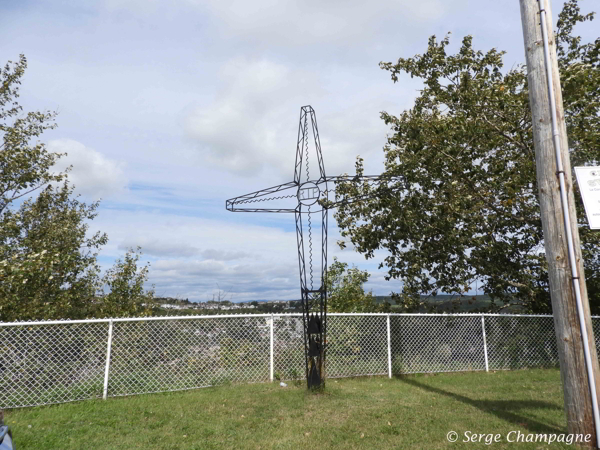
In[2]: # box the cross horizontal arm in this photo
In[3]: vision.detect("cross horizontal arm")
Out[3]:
[226,181,298,213]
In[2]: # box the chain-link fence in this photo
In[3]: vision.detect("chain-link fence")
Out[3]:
[0,313,588,409]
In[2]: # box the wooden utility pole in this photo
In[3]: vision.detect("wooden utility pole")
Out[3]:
[520,0,600,445]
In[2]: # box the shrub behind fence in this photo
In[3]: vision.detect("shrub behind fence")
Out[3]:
[0,313,579,409]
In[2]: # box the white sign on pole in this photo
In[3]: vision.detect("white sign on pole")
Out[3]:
[574,166,600,230]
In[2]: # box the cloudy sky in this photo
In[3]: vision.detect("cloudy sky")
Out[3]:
[1,0,595,302]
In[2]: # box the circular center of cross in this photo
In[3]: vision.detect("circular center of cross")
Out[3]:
[297,182,321,206]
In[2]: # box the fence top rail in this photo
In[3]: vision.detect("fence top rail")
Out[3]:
[0,311,590,327]
[388,313,558,318]
[0,313,276,327]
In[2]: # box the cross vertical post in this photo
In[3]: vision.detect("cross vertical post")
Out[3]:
[226,105,393,389]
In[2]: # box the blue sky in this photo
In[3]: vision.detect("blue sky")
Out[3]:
[1,0,596,301]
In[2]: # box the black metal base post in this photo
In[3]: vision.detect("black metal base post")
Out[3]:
[302,289,326,388]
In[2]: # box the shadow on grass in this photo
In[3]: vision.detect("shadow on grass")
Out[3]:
[398,376,565,435]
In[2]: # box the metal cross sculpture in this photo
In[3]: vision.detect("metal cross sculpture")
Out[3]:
[226,105,390,388]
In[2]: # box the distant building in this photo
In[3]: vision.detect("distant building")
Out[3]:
[160,304,186,310]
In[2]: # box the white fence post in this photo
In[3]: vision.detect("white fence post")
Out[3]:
[387,314,392,378]
[269,314,274,382]
[481,315,489,372]
[103,319,114,400]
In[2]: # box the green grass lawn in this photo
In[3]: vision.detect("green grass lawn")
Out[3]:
[4,368,572,449]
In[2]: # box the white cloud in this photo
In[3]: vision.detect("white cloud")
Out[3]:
[183,58,399,181]
[90,207,396,301]
[149,258,299,301]
[116,237,253,260]
[184,58,323,177]
[103,0,161,13]
[96,209,296,262]
[91,208,298,298]
[96,0,447,47]
[49,139,128,199]
[192,0,447,47]
[201,249,252,261]
[118,237,200,257]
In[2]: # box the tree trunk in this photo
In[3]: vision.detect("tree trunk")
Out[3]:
[520,0,600,445]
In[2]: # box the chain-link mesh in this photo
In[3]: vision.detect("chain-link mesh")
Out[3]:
[1,314,599,409]
[273,315,305,382]
[390,315,486,374]
[0,322,108,408]
[326,315,388,378]
[592,318,600,359]
[107,317,271,397]
[484,315,558,370]
[273,315,389,381]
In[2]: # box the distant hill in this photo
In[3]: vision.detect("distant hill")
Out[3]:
[374,294,524,313]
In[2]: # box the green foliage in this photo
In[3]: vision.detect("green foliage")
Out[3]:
[288,368,302,386]
[0,182,107,321]
[326,257,387,312]
[94,247,155,318]
[556,0,600,314]
[334,0,600,313]
[0,55,65,216]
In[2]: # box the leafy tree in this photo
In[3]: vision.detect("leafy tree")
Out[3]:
[0,55,105,321]
[94,247,155,318]
[334,0,599,313]
[326,257,386,312]
[0,182,107,321]
[0,55,65,215]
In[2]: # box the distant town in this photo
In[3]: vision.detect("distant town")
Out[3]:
[152,297,303,315]
[152,293,512,315]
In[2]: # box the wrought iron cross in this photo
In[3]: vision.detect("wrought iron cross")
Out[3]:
[226,105,390,388]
